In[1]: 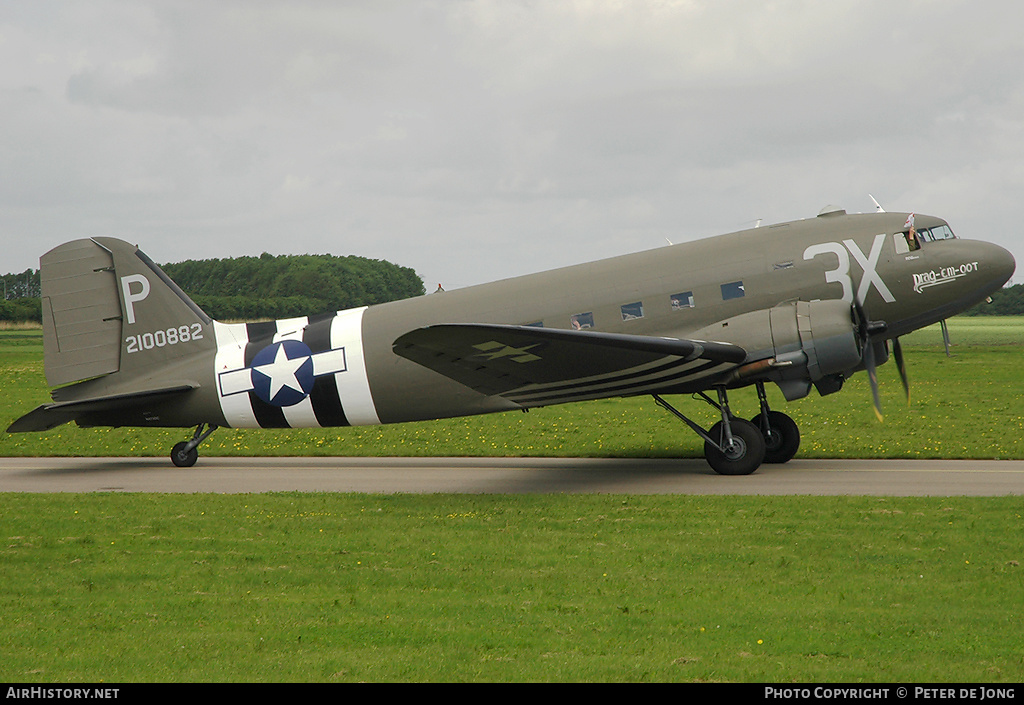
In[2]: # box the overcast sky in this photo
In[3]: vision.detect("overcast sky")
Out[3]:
[2,0,1021,292]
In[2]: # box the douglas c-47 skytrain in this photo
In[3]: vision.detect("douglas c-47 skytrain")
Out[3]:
[7,205,1016,475]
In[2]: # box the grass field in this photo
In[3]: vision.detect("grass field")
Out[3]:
[3,493,1024,682]
[1,317,1023,682]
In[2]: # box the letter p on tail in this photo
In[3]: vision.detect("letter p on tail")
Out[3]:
[120,274,151,325]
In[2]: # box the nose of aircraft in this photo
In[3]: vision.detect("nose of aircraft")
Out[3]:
[980,240,1017,288]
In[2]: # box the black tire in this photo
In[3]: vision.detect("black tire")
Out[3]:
[704,418,765,476]
[170,441,198,468]
[750,411,801,464]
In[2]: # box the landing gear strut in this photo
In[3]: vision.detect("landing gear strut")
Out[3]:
[654,388,766,475]
[750,382,801,464]
[171,423,218,468]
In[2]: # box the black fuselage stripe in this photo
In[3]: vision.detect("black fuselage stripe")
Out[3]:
[303,316,350,427]
[244,321,279,365]
[303,318,331,353]
[249,393,289,428]
[245,321,283,428]
[310,377,350,427]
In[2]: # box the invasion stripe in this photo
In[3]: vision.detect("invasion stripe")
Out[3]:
[251,396,289,428]
[275,316,321,429]
[509,366,731,406]
[507,359,730,405]
[244,320,291,429]
[212,321,259,428]
[243,321,279,362]
[310,376,349,427]
[304,314,350,427]
[507,357,723,400]
[505,355,709,398]
[215,309,377,429]
[329,307,380,426]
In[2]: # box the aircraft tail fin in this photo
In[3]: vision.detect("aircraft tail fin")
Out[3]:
[40,237,213,387]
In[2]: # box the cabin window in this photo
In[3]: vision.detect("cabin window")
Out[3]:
[671,292,694,310]
[570,312,594,330]
[620,302,644,321]
[896,230,920,254]
[721,281,745,300]
[894,233,908,254]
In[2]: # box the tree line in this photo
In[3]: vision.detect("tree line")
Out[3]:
[1,270,42,323]
[1,253,424,323]
[161,252,424,320]
[963,283,1024,316]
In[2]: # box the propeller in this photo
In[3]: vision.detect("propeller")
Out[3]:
[852,303,916,420]
[852,302,886,422]
[864,336,884,422]
[892,336,910,403]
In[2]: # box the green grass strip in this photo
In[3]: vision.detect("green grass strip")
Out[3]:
[2,493,1023,682]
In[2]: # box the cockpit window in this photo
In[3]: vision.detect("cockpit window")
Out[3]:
[921,224,956,242]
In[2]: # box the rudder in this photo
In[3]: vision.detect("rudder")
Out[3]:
[40,237,213,387]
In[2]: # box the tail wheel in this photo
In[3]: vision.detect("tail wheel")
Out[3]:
[704,418,765,476]
[171,441,199,468]
[750,411,800,464]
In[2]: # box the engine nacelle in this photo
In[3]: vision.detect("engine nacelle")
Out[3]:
[691,299,864,401]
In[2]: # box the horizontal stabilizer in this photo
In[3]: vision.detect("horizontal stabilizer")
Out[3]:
[6,385,198,433]
[393,324,746,405]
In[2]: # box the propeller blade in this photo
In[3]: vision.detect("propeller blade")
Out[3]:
[852,301,885,421]
[892,336,910,404]
[864,339,883,422]
[940,319,952,357]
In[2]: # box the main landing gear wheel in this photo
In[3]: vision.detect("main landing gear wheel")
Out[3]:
[704,418,765,476]
[170,441,198,468]
[750,410,800,464]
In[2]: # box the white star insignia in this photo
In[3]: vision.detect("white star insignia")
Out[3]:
[252,344,309,401]
[217,345,348,401]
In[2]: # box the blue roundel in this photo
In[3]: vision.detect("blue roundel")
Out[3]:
[250,340,315,407]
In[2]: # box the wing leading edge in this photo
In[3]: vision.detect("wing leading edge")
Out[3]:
[393,324,747,407]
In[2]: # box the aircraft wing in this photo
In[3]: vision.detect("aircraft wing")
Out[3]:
[393,324,747,406]
[7,385,198,433]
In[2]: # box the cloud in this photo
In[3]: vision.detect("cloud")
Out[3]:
[1,0,1022,290]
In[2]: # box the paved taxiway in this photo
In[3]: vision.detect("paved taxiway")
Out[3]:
[1,457,1023,495]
